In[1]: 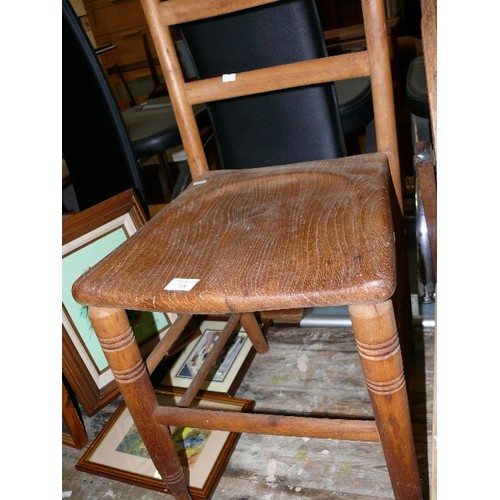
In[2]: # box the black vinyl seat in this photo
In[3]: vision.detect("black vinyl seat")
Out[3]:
[124,97,208,158]
[123,96,208,195]
[179,0,374,171]
[62,0,147,212]
[336,77,373,135]
[405,56,429,119]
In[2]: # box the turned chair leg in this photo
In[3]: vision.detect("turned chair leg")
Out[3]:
[88,307,192,500]
[349,301,422,500]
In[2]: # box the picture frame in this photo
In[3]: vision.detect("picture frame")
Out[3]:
[76,388,254,499]
[62,189,181,416]
[62,379,88,449]
[154,320,257,395]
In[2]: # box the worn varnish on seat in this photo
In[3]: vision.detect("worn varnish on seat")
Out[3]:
[75,154,395,314]
[72,0,423,498]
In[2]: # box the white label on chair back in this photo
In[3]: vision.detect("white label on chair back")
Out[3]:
[222,73,236,82]
[164,278,200,291]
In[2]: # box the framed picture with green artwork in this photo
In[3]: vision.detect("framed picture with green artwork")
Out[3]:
[62,190,181,415]
[76,388,254,499]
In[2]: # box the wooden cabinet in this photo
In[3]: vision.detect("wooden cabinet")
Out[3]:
[84,0,146,37]
[83,0,160,109]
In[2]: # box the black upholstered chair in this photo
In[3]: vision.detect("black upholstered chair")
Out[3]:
[122,96,209,201]
[63,0,147,212]
[62,0,208,212]
[179,1,347,169]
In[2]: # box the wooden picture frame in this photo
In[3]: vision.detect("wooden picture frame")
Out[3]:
[154,320,257,395]
[62,379,88,449]
[62,189,179,416]
[76,388,254,499]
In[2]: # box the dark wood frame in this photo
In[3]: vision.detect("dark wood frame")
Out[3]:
[76,388,254,499]
[62,189,177,415]
[62,379,88,449]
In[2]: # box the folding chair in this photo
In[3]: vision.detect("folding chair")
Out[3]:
[72,0,422,498]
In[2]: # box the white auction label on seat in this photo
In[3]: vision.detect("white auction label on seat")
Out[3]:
[164,278,200,291]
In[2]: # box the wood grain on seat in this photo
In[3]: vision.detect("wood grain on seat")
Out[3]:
[73,153,395,314]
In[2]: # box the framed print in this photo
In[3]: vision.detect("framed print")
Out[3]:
[155,320,257,395]
[76,388,254,499]
[62,190,179,415]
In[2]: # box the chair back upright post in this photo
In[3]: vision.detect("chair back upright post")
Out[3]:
[142,0,210,179]
[361,0,403,211]
[359,0,412,358]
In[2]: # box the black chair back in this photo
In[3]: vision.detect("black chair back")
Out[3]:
[62,0,148,213]
[179,0,347,169]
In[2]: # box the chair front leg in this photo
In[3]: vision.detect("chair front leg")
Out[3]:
[88,306,192,500]
[349,301,422,500]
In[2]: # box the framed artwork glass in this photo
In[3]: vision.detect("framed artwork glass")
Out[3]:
[76,388,254,499]
[155,320,257,395]
[62,190,178,415]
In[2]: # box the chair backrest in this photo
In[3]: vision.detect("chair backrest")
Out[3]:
[178,0,347,169]
[140,0,402,209]
[62,0,149,213]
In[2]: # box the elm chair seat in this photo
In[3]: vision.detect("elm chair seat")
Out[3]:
[73,154,396,314]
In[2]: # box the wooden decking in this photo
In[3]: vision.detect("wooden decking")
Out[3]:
[62,323,434,499]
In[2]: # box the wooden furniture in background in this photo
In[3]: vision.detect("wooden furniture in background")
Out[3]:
[420,0,437,155]
[82,0,399,110]
[83,0,161,109]
[109,33,168,107]
[72,0,422,498]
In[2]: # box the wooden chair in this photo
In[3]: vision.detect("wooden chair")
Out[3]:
[72,0,422,498]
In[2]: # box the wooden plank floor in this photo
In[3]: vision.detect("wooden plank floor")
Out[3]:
[62,324,434,499]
